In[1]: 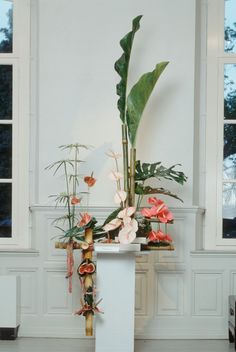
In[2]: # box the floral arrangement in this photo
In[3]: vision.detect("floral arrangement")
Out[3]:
[46,15,187,336]
[100,15,187,247]
[46,144,101,336]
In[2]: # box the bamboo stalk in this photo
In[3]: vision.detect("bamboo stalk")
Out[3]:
[85,312,93,336]
[122,124,129,207]
[84,227,93,336]
[130,147,136,206]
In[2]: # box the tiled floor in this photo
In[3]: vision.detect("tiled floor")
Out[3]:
[0,338,234,352]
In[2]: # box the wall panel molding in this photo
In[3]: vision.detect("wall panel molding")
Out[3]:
[192,270,223,316]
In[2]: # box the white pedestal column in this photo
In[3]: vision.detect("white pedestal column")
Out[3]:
[95,249,136,352]
[0,276,20,339]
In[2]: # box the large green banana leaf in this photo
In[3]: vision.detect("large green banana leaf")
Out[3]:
[126,61,169,146]
[114,15,142,122]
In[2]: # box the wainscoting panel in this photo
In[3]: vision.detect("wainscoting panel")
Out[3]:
[7,268,39,315]
[3,205,236,339]
[156,272,184,316]
[135,270,148,316]
[192,271,223,316]
[44,269,73,315]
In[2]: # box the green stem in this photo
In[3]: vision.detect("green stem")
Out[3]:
[71,147,78,227]
[115,157,121,191]
[122,124,129,207]
[64,162,72,229]
[87,186,90,212]
[136,183,144,210]
[130,147,136,207]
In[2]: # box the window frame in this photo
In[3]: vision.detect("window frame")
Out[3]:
[0,0,30,248]
[205,0,236,249]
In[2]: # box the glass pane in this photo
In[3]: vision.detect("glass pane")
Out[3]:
[224,124,236,180]
[223,183,236,238]
[0,124,12,178]
[224,64,236,120]
[225,0,236,53]
[0,183,11,237]
[0,0,13,53]
[0,65,12,119]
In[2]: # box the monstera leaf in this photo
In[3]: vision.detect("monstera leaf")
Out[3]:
[114,15,142,122]
[126,62,169,146]
[135,160,187,185]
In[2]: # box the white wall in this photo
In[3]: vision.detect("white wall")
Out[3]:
[34,0,196,208]
[6,0,235,341]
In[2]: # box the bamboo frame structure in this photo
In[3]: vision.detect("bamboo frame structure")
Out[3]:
[83,227,94,336]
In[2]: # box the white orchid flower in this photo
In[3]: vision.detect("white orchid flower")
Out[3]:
[118,218,138,244]
[103,218,122,232]
[118,207,136,219]
[114,190,127,204]
[106,150,122,159]
[108,171,124,181]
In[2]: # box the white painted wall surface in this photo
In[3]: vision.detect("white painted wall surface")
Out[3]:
[4,0,233,341]
[35,0,196,207]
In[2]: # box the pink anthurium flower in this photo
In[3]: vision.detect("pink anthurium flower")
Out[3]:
[147,230,159,242]
[148,197,164,207]
[118,218,138,244]
[141,207,153,218]
[103,218,122,232]
[157,208,173,223]
[156,230,166,241]
[78,212,92,227]
[118,207,136,219]
[114,190,127,204]
[84,175,96,187]
[71,196,81,205]
[165,234,173,242]
[141,206,158,218]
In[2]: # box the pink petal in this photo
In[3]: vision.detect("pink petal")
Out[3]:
[118,207,136,219]
[141,208,153,218]
[103,218,122,232]
[156,230,166,241]
[158,210,173,223]
[78,212,92,227]
[148,197,164,207]
[118,227,136,244]
[117,219,138,244]
[165,234,173,242]
[147,230,158,242]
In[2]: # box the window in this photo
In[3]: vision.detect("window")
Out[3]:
[205,0,236,248]
[0,0,30,248]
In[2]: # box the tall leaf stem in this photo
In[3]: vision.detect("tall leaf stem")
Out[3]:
[122,124,129,207]
[130,147,136,206]
[136,181,144,210]
[114,156,121,191]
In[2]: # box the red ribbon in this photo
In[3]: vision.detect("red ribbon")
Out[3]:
[66,242,74,293]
